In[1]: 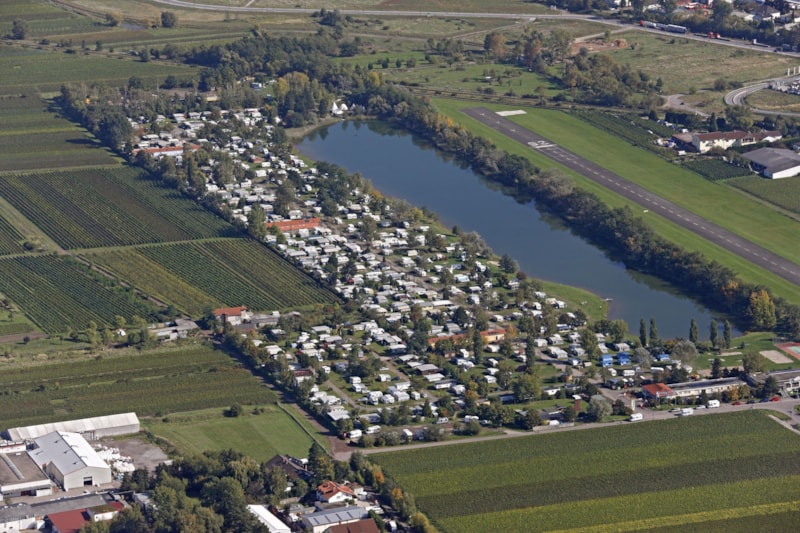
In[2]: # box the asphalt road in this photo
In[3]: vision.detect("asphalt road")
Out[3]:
[462,107,800,287]
[725,78,800,117]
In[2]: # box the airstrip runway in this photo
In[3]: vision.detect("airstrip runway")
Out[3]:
[462,107,800,287]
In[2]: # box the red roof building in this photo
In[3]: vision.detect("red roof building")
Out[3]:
[266,218,321,232]
[324,518,381,533]
[642,383,675,400]
[317,480,355,503]
[48,502,123,533]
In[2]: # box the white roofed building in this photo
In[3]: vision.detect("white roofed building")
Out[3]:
[5,412,140,441]
[28,432,112,490]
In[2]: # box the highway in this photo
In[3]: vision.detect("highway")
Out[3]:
[463,107,800,287]
[725,77,800,117]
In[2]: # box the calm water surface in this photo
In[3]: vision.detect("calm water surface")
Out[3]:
[297,120,735,339]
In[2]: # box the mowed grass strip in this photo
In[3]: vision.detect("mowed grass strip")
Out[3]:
[146,405,318,460]
[431,98,800,304]
[374,412,800,532]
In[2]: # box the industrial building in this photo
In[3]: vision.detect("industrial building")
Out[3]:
[0,446,52,501]
[5,412,140,441]
[28,432,111,491]
[742,148,800,179]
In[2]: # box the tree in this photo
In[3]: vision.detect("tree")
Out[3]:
[710,357,722,379]
[741,351,767,375]
[108,507,149,533]
[11,19,29,40]
[761,376,779,399]
[639,318,648,347]
[723,320,732,349]
[484,32,507,61]
[689,318,698,344]
[712,0,733,28]
[161,11,178,28]
[588,395,612,422]
[247,204,266,240]
[710,319,719,349]
[670,339,698,368]
[499,253,517,274]
[107,12,123,26]
[649,318,659,346]
[747,289,776,330]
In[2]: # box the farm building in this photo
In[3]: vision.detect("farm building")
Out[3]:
[742,148,800,179]
[0,448,52,501]
[28,432,112,491]
[301,505,368,533]
[5,413,140,441]
[691,130,781,153]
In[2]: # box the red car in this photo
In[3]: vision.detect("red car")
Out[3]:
[770,396,781,402]
[732,401,742,406]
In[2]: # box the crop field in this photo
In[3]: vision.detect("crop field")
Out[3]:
[682,159,753,182]
[145,405,318,460]
[135,239,339,312]
[0,255,157,334]
[0,215,26,255]
[0,166,236,249]
[0,45,197,97]
[87,249,223,316]
[0,344,276,429]
[0,96,117,171]
[373,411,800,532]
[728,175,800,215]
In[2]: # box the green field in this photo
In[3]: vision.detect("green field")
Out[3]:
[0,343,276,429]
[146,405,320,460]
[132,239,339,312]
[0,45,197,97]
[0,166,236,249]
[0,255,157,334]
[0,96,118,171]
[373,411,800,532]
[431,99,800,305]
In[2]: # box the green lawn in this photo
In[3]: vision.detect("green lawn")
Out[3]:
[145,405,323,460]
[431,98,800,305]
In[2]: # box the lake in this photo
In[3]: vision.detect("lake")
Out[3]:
[297,120,734,340]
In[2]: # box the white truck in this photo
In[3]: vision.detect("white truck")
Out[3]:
[680,408,694,416]
[629,413,643,422]
[707,399,720,408]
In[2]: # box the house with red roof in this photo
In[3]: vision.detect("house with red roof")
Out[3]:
[642,382,675,400]
[316,480,355,504]
[213,306,251,326]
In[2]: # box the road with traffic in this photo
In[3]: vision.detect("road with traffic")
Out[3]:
[462,107,800,287]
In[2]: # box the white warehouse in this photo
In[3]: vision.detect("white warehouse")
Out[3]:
[28,432,111,490]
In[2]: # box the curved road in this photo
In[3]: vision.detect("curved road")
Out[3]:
[151,0,580,19]
[725,78,800,117]
[463,107,800,286]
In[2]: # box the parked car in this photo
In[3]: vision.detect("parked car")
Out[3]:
[732,401,742,406]
[770,396,781,402]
